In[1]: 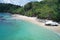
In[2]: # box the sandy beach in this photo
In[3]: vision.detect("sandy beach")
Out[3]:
[12,14,60,35]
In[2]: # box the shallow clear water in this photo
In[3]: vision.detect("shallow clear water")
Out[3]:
[0,13,60,40]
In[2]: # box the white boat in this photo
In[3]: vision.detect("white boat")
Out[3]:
[45,21,59,26]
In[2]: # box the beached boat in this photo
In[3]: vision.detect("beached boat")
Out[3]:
[45,21,59,26]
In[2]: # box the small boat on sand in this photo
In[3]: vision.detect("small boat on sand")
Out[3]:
[45,20,59,26]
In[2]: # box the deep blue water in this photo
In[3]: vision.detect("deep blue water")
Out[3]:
[0,13,60,40]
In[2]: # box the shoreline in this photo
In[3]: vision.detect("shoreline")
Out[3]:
[12,14,60,34]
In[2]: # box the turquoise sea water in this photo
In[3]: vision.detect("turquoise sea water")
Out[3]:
[0,13,60,40]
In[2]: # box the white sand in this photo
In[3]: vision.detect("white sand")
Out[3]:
[12,14,60,34]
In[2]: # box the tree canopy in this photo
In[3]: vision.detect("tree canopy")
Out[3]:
[0,0,60,22]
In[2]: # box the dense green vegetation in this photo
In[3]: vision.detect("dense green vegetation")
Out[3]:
[0,3,22,13]
[0,0,60,22]
[23,0,60,22]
